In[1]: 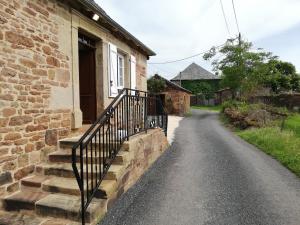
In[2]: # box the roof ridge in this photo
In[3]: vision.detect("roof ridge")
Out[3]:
[171,63,219,81]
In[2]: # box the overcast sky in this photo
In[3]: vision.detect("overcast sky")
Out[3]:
[97,0,300,79]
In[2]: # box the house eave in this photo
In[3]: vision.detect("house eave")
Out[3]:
[75,0,156,57]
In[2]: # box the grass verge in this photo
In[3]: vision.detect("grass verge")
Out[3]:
[191,105,221,112]
[237,127,300,177]
[284,114,300,138]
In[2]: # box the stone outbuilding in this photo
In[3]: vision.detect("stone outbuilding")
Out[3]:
[151,74,192,116]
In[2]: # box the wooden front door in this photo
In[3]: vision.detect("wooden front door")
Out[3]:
[79,45,96,124]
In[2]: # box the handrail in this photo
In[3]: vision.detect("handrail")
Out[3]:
[72,89,126,150]
[71,88,167,225]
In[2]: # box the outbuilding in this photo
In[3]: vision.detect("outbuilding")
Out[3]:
[151,74,192,116]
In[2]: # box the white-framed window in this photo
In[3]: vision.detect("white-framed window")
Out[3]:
[117,54,125,89]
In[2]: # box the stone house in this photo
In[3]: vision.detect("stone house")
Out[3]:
[151,74,192,116]
[0,1,169,224]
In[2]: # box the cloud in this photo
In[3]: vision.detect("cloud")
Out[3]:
[97,0,300,78]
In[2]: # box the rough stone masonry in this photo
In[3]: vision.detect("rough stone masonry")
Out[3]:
[0,0,72,198]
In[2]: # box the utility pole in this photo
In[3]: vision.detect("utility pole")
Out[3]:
[179,72,182,87]
[237,32,241,99]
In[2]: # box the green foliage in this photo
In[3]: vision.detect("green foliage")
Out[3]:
[221,100,245,112]
[284,114,300,138]
[221,100,288,115]
[182,80,219,99]
[264,60,300,93]
[191,105,222,112]
[147,76,166,94]
[204,38,300,98]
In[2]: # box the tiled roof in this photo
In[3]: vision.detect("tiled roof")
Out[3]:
[171,63,220,81]
[153,74,192,94]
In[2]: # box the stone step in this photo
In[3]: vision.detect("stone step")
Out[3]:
[21,175,49,189]
[35,193,107,223]
[48,150,128,165]
[59,135,125,149]
[42,177,81,196]
[42,177,117,199]
[3,190,48,211]
[37,163,125,181]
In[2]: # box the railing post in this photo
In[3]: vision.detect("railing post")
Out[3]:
[126,89,129,141]
[144,92,148,133]
[165,114,168,136]
[80,143,85,225]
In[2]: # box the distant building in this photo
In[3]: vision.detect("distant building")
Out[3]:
[151,74,192,116]
[171,63,221,94]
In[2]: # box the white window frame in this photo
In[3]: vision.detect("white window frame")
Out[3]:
[117,54,125,89]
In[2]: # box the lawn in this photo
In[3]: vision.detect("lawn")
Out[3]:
[237,115,300,177]
[191,105,221,112]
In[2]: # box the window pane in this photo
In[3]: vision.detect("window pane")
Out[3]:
[117,55,124,87]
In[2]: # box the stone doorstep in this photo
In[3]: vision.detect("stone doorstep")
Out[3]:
[3,190,49,211]
[35,193,107,224]
[48,150,129,165]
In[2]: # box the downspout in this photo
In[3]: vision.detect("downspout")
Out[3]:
[71,8,75,114]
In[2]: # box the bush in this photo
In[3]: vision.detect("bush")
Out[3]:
[221,101,289,129]
[221,100,243,112]
[147,77,166,94]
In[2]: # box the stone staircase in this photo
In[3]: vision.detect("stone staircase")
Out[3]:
[2,136,131,225]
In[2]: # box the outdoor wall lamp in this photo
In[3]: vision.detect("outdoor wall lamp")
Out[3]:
[92,13,100,21]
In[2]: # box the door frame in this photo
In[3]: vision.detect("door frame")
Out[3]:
[78,33,97,124]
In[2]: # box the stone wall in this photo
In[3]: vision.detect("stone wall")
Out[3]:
[163,89,191,116]
[0,0,72,197]
[104,128,169,217]
[122,129,169,192]
[249,93,300,111]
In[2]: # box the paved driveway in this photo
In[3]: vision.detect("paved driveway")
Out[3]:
[100,109,300,225]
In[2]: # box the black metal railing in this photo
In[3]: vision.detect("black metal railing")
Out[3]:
[71,88,167,225]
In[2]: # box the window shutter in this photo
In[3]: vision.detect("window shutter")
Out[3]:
[108,43,118,97]
[130,55,136,92]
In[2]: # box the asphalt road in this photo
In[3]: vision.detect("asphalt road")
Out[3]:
[100,109,300,225]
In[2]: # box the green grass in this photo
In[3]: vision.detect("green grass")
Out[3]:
[284,114,300,138]
[191,105,221,112]
[237,127,300,177]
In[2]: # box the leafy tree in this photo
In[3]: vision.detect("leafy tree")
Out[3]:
[147,76,166,94]
[264,60,300,93]
[182,81,215,99]
[204,37,300,97]
[203,38,276,98]
[291,73,300,92]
